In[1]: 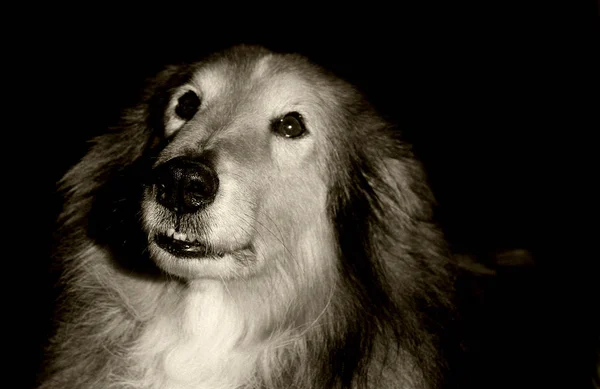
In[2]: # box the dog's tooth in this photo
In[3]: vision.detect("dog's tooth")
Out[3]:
[167,228,175,238]
[187,234,196,242]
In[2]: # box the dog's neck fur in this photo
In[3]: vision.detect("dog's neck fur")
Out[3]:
[67,244,348,389]
[131,280,271,389]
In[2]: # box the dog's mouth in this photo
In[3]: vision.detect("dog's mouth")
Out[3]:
[154,229,253,260]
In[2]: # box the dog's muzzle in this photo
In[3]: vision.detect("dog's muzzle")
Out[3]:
[152,156,219,213]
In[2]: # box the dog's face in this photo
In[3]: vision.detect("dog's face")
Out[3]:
[141,49,346,280]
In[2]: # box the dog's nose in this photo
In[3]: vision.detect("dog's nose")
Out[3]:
[153,157,219,213]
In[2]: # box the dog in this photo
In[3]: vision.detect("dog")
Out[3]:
[38,45,464,389]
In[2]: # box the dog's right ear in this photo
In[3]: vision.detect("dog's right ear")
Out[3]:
[138,65,195,135]
[57,66,193,228]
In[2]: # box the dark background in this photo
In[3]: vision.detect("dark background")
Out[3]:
[8,6,598,389]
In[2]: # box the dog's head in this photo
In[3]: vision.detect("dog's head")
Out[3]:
[56,46,452,387]
[67,45,433,287]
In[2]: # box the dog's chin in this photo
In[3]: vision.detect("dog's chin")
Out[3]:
[148,232,257,280]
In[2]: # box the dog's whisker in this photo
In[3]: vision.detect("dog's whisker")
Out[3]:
[237,209,292,255]
[261,212,287,244]
[219,274,233,299]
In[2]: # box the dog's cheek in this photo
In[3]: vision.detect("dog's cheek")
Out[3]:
[263,164,327,233]
[267,137,323,209]
[270,136,315,168]
[252,165,330,281]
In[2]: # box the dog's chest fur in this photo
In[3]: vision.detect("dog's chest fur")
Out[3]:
[128,282,265,389]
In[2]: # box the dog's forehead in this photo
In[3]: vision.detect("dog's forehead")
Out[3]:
[188,52,330,108]
[251,55,274,79]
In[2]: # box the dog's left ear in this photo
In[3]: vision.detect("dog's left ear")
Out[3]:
[375,154,435,222]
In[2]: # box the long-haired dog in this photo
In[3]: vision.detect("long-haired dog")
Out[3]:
[38,45,462,389]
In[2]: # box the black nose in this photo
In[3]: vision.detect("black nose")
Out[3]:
[153,157,219,213]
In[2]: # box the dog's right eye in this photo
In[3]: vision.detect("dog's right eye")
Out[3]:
[175,91,201,121]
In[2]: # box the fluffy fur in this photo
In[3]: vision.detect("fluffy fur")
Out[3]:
[38,45,462,389]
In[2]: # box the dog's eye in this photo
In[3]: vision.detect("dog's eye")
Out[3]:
[273,112,307,138]
[175,91,201,121]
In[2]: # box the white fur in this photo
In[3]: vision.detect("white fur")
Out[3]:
[127,282,257,389]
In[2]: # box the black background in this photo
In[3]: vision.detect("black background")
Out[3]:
[8,5,598,388]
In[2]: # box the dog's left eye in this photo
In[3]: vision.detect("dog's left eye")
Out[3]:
[273,112,307,138]
[175,91,201,120]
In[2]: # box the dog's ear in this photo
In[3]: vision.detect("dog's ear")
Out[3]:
[345,111,436,223]
[144,64,196,134]
[367,152,449,271]
[377,155,435,221]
